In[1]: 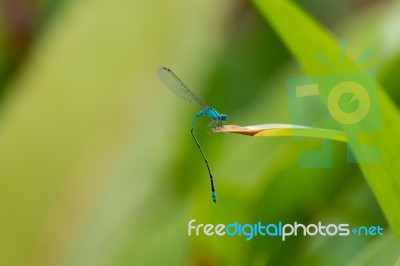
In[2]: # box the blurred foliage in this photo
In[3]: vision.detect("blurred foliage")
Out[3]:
[0,0,399,266]
[253,0,400,240]
[0,0,66,90]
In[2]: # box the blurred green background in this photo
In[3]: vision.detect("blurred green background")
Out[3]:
[1,0,399,265]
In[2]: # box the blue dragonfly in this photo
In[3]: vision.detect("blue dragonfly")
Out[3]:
[158,66,228,203]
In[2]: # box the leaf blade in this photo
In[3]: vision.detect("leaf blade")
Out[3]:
[252,0,400,240]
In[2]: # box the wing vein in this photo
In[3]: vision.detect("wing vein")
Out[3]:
[158,67,208,108]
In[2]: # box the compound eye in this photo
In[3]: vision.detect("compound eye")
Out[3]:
[220,114,228,121]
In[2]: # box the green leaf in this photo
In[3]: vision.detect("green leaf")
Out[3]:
[252,0,400,240]
[214,124,346,141]
[347,231,400,266]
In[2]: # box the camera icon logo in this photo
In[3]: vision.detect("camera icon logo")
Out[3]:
[327,81,370,125]
[286,70,381,168]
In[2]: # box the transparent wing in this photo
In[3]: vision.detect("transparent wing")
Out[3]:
[158,67,208,109]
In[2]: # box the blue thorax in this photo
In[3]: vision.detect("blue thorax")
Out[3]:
[197,107,228,122]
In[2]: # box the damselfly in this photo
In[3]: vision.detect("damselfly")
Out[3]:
[158,67,228,203]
